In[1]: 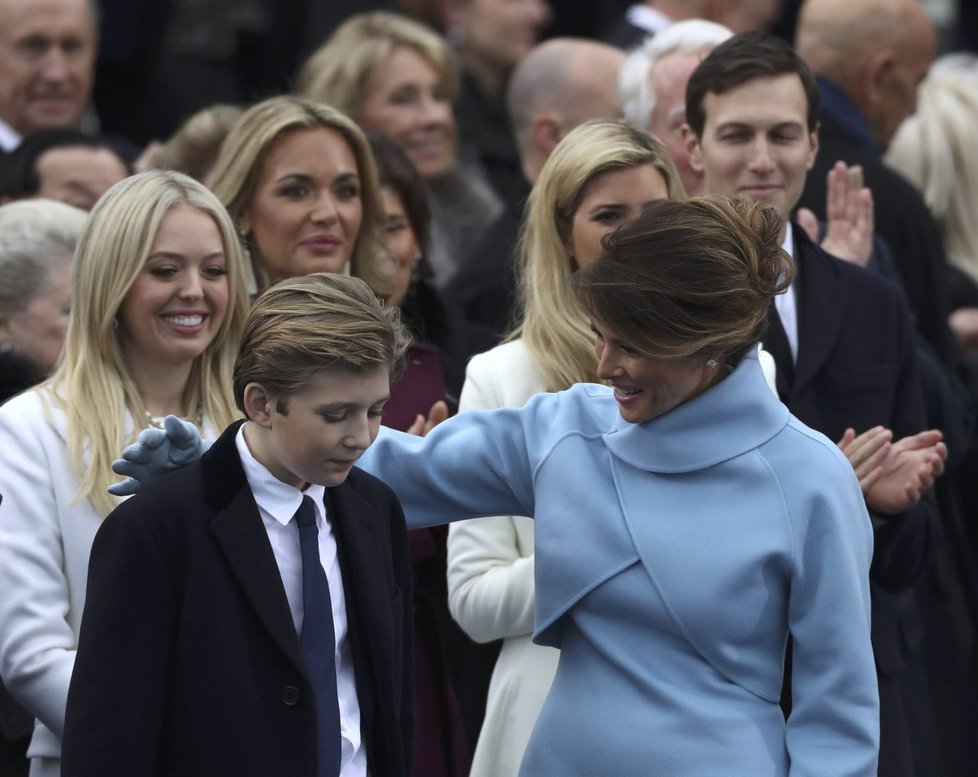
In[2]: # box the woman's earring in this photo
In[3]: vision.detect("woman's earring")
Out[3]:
[706,358,719,369]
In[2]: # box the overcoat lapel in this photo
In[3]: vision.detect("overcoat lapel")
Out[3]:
[202,421,306,674]
[326,480,398,725]
[790,231,850,397]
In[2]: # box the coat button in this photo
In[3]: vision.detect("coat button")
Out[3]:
[282,685,300,706]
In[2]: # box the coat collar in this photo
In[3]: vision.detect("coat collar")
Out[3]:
[602,351,789,473]
[790,226,850,396]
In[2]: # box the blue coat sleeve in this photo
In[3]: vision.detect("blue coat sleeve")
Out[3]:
[359,403,542,529]
[782,436,879,776]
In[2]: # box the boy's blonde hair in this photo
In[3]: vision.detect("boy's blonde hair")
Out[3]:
[234,273,410,414]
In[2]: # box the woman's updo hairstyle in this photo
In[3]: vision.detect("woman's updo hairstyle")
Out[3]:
[573,195,793,363]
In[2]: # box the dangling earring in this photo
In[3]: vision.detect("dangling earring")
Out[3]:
[706,358,719,369]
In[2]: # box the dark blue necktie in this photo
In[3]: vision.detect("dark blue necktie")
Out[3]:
[294,495,342,777]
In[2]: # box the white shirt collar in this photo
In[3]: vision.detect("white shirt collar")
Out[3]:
[774,222,799,361]
[626,4,674,35]
[0,118,21,152]
[235,423,327,528]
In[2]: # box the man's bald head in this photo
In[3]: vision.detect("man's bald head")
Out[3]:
[796,0,935,149]
[507,38,625,182]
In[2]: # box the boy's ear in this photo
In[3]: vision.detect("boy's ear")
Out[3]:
[242,383,275,427]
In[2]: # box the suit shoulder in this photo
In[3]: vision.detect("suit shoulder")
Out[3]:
[112,461,207,526]
[797,230,907,304]
[344,466,402,510]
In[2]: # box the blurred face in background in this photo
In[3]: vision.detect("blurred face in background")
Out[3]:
[451,0,552,75]
[0,0,96,137]
[0,254,71,373]
[359,47,456,179]
[722,0,781,34]
[568,163,670,268]
[240,127,364,280]
[35,145,128,210]
[866,20,934,150]
[648,50,711,195]
[379,185,421,309]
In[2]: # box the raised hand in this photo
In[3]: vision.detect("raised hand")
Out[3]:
[797,161,874,266]
[406,400,450,437]
[108,415,209,496]
[820,162,874,266]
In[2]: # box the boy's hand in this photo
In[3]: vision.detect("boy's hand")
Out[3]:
[108,415,209,495]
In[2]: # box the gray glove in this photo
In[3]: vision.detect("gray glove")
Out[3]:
[108,415,211,496]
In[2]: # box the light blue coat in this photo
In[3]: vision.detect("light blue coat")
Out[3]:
[359,352,879,776]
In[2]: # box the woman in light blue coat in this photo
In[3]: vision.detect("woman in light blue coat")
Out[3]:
[360,196,878,776]
[113,196,878,775]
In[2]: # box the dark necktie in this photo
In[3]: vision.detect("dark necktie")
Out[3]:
[294,495,342,777]
[765,304,795,400]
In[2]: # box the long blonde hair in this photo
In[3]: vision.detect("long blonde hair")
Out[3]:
[48,171,250,516]
[515,120,686,391]
[207,96,391,295]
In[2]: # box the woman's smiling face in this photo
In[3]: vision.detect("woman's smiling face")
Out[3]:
[592,318,723,424]
[358,46,456,179]
[240,126,364,281]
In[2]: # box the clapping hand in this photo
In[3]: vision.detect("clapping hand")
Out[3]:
[108,415,209,496]
[838,426,947,514]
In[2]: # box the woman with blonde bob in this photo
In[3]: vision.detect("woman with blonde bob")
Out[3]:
[297,12,459,180]
[207,95,391,296]
[0,170,249,777]
[297,12,500,288]
[445,120,687,777]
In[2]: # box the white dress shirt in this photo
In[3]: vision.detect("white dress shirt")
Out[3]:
[774,222,800,362]
[235,424,366,777]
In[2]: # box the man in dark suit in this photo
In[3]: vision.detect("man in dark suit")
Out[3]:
[793,0,964,369]
[793,2,978,771]
[683,32,947,777]
[60,274,414,777]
